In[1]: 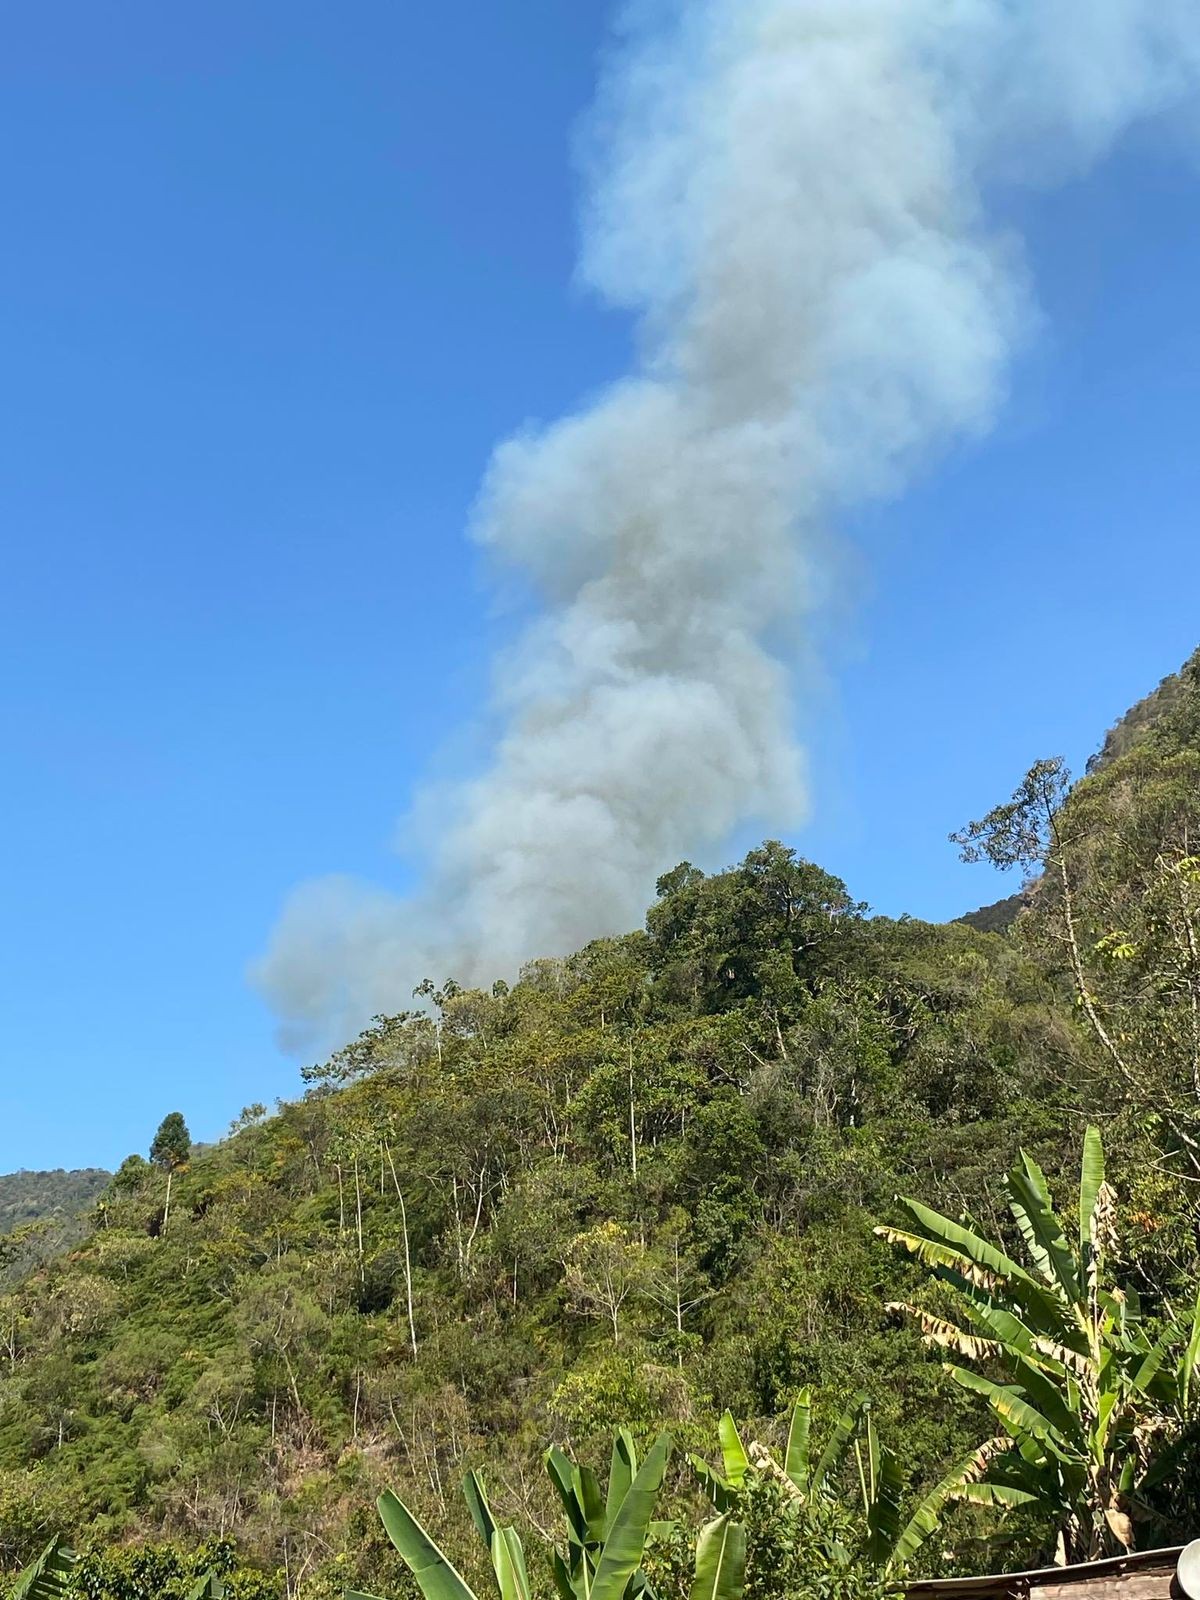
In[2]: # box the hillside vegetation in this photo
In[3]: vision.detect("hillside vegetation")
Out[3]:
[2,650,1199,1598]
[0,1171,111,1291]
[0,1172,109,1236]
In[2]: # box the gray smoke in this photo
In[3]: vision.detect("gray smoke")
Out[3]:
[254,0,1200,1049]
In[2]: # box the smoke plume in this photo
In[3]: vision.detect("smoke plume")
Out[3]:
[255,0,1200,1049]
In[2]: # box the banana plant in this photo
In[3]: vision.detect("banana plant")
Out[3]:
[357,1431,672,1600]
[545,1430,673,1600]
[693,1393,991,1575]
[462,1471,533,1600]
[9,1540,77,1600]
[877,1125,1200,1562]
[357,1476,533,1600]
[690,1394,871,1510]
[676,1417,747,1600]
[184,1576,227,1600]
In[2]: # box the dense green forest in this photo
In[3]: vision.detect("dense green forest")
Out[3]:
[0,1173,110,1237]
[2,651,1199,1600]
[0,1173,111,1293]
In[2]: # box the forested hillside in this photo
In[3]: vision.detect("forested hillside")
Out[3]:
[0,1171,111,1291]
[953,893,1023,934]
[2,651,1198,1599]
[1087,655,1196,771]
[0,1171,109,1235]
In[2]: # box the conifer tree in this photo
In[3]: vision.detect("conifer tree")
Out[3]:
[149,1112,190,1236]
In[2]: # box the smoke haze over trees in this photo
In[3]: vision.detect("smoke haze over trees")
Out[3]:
[255,0,1200,1051]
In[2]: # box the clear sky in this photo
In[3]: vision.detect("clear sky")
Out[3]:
[1,3,1197,1173]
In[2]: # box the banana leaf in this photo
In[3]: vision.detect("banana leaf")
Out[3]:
[717,1413,748,1488]
[689,1514,745,1600]
[784,1390,812,1492]
[591,1433,671,1600]
[491,1527,531,1600]
[376,1488,479,1600]
[184,1575,226,1600]
[607,1430,638,1531]
[1078,1127,1105,1253]
[463,1470,497,1551]
[10,1541,78,1600]
[810,1393,868,1494]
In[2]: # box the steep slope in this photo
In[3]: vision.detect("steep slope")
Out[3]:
[0,648,1197,1593]
[954,892,1024,935]
[0,855,1075,1587]
[1087,650,1199,772]
[954,648,1200,933]
[0,1169,112,1291]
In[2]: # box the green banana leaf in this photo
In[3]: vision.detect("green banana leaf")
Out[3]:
[1078,1126,1105,1252]
[10,1541,77,1600]
[183,1574,226,1600]
[1177,1284,1200,1413]
[717,1413,748,1488]
[810,1393,868,1494]
[1006,1156,1080,1304]
[463,1470,498,1551]
[547,1446,591,1546]
[689,1514,745,1600]
[575,1464,607,1544]
[944,1366,1063,1451]
[865,1442,905,1565]
[998,1352,1086,1446]
[885,1199,1072,1337]
[376,1488,479,1600]
[892,1198,1027,1285]
[550,1549,581,1600]
[491,1527,531,1600]
[607,1430,638,1531]
[591,1432,671,1600]
[783,1390,812,1492]
[689,1454,736,1513]
[953,1482,1040,1509]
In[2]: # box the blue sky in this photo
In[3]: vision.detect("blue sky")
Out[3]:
[1,3,1197,1172]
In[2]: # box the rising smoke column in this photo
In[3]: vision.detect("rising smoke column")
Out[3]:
[255,0,1200,1048]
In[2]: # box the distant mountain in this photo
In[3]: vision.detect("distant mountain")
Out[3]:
[0,1168,110,1233]
[0,1168,111,1290]
[954,892,1025,935]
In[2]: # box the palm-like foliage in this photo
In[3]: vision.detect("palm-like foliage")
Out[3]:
[183,1576,227,1600]
[688,1513,745,1600]
[544,1430,672,1600]
[6,1541,231,1600]
[878,1126,1200,1561]
[357,1431,672,1600]
[8,1540,77,1600]
[692,1394,988,1576]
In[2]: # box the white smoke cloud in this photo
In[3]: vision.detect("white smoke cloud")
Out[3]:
[254,0,1200,1049]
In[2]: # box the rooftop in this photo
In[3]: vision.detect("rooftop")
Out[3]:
[905,1547,1187,1600]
